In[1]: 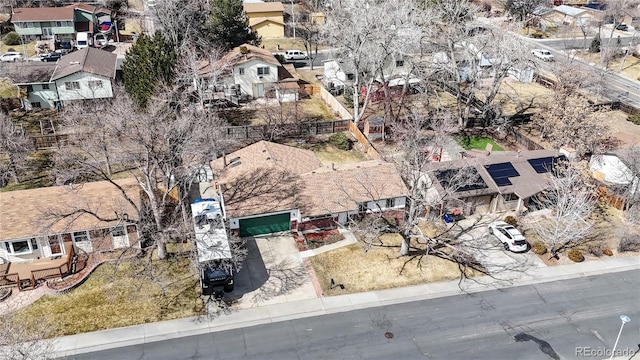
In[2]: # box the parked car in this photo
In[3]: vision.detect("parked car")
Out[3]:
[1,52,23,62]
[488,221,528,252]
[40,52,62,62]
[531,49,554,61]
[94,33,108,47]
[616,23,629,31]
[56,40,75,54]
[284,49,309,61]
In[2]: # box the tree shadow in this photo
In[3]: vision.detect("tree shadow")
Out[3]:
[248,257,309,305]
[514,332,560,360]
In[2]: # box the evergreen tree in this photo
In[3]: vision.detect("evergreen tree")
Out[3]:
[122,32,177,109]
[589,34,601,53]
[209,0,260,51]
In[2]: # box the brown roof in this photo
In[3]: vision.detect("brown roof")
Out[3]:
[212,141,408,218]
[243,2,284,14]
[220,43,280,67]
[50,47,117,81]
[249,16,285,27]
[67,3,111,15]
[299,160,409,216]
[0,178,142,241]
[278,63,298,82]
[11,7,74,22]
[3,63,56,84]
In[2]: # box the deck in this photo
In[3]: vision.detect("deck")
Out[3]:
[0,242,74,291]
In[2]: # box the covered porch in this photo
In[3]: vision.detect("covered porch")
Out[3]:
[0,241,75,291]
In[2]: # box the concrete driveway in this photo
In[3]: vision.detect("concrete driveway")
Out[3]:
[225,235,317,309]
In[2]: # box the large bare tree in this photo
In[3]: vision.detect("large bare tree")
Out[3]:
[0,111,32,187]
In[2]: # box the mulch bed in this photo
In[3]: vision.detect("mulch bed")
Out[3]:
[302,229,345,250]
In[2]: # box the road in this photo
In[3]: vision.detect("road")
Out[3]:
[537,36,637,51]
[63,270,640,360]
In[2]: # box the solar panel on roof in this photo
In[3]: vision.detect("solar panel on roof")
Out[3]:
[435,167,489,193]
[485,162,520,187]
[528,156,568,174]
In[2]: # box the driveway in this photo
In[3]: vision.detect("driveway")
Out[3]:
[225,235,317,310]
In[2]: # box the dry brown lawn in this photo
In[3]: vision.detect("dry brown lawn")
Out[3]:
[224,97,336,126]
[493,78,554,114]
[311,143,367,165]
[261,38,329,53]
[575,52,640,80]
[310,233,479,296]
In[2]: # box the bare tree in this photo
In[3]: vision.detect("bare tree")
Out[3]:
[0,110,33,187]
[523,161,598,258]
[0,303,56,360]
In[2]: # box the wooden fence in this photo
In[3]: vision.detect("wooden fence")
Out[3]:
[512,129,545,150]
[223,119,350,140]
[349,121,380,159]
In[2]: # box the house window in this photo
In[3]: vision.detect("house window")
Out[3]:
[65,81,80,90]
[32,102,41,108]
[26,22,35,28]
[385,198,396,208]
[257,67,270,76]
[30,238,38,250]
[88,80,103,89]
[55,21,63,27]
[503,193,519,202]
[3,239,37,255]
[396,60,404,67]
[42,84,50,90]
[26,85,33,92]
[358,203,368,213]
[72,231,90,243]
[111,226,126,237]
[347,73,355,81]
[238,67,245,75]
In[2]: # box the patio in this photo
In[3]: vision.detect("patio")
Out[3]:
[0,242,74,291]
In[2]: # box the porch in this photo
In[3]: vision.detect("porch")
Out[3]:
[0,241,75,291]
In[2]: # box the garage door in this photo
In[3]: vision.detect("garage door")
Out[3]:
[239,213,290,237]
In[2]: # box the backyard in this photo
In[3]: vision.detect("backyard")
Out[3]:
[220,97,336,126]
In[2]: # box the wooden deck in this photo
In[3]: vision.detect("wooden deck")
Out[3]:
[0,242,74,290]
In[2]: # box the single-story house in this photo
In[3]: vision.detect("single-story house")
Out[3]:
[243,1,285,38]
[541,5,598,27]
[2,63,58,109]
[590,152,639,196]
[0,178,142,265]
[198,43,300,100]
[423,149,567,215]
[209,140,408,237]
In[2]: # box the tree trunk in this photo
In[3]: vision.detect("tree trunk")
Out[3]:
[399,235,410,256]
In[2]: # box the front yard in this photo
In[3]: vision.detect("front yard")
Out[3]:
[13,256,203,336]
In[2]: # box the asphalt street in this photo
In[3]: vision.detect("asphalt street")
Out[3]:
[62,270,640,360]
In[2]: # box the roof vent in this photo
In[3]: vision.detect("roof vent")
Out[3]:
[69,61,80,65]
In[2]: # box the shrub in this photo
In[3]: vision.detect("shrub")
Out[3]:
[532,242,547,255]
[588,242,605,257]
[3,32,21,46]
[504,215,518,227]
[329,132,351,150]
[530,32,543,39]
[567,249,585,262]
[618,233,640,252]
[603,248,613,256]
[628,114,640,125]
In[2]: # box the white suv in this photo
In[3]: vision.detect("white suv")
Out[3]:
[1,52,23,62]
[531,49,554,61]
[284,49,308,61]
[488,221,528,253]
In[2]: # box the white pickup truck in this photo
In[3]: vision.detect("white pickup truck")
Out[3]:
[531,49,554,61]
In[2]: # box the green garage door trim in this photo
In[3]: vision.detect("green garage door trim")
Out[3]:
[239,213,291,237]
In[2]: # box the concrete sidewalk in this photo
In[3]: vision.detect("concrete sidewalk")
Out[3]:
[52,256,639,357]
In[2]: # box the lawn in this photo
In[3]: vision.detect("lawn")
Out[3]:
[310,143,367,165]
[457,135,504,151]
[310,233,480,296]
[14,256,204,336]
[222,97,336,126]
[1,41,37,57]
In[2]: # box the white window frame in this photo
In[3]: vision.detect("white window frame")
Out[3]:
[88,80,103,89]
[3,238,38,255]
[238,67,245,75]
[503,193,519,202]
[42,84,50,90]
[65,81,80,91]
[385,198,396,208]
[72,230,90,243]
[257,67,270,76]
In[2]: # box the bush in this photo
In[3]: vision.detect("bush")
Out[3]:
[618,233,640,252]
[504,215,518,227]
[532,242,547,255]
[628,114,640,125]
[328,132,351,150]
[588,242,605,257]
[603,248,613,256]
[3,32,21,46]
[567,249,585,262]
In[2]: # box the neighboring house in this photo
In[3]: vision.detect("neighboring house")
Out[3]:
[199,44,299,100]
[3,63,58,109]
[209,140,408,237]
[11,3,112,41]
[243,1,285,38]
[542,5,598,27]
[323,57,419,96]
[423,150,567,215]
[0,178,141,265]
[590,153,639,196]
[50,46,117,103]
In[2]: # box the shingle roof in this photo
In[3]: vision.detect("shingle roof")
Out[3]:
[220,43,280,67]
[243,2,284,13]
[11,7,74,22]
[3,63,56,84]
[67,3,111,15]
[50,47,117,81]
[554,5,586,17]
[0,178,141,241]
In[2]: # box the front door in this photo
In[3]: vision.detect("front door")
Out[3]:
[252,83,265,98]
[111,226,129,249]
[42,28,53,39]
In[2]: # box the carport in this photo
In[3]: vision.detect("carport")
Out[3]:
[239,213,291,237]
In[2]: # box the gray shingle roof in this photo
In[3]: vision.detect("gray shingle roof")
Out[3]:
[50,47,117,81]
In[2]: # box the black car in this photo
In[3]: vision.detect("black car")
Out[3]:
[40,53,62,62]
[616,23,629,31]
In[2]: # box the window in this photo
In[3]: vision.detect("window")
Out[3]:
[257,67,270,76]
[26,85,33,92]
[358,203,368,213]
[111,226,126,237]
[88,80,103,89]
[72,231,90,243]
[503,193,519,202]
[65,81,80,90]
[42,84,50,90]
[32,102,41,108]
[385,198,396,208]
[238,67,245,75]
[395,60,404,67]
[54,21,70,27]
[3,239,37,254]
[31,238,38,250]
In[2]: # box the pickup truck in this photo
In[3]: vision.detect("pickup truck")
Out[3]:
[531,49,554,61]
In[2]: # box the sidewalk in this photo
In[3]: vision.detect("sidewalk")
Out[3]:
[51,255,639,357]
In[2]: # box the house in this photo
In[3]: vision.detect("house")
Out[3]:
[542,5,598,27]
[209,140,408,237]
[323,57,419,96]
[11,3,112,42]
[200,44,299,100]
[243,1,285,38]
[50,46,117,103]
[423,150,567,215]
[3,63,58,109]
[590,152,639,196]
[0,178,141,289]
